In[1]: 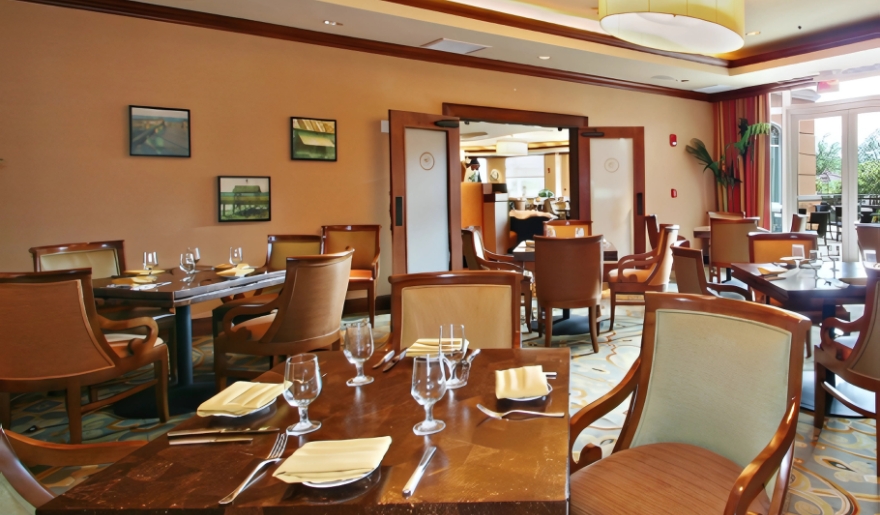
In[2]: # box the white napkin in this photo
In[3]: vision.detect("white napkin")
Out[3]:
[273,437,392,484]
[196,382,283,417]
[495,365,549,399]
[757,264,786,276]
[217,264,255,277]
[406,338,466,357]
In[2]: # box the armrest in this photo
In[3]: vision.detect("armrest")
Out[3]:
[708,283,751,300]
[6,428,145,467]
[98,315,159,355]
[619,250,656,266]
[222,298,280,341]
[371,254,380,279]
[484,250,515,263]
[616,259,654,281]
[724,399,798,515]
[820,315,861,335]
[570,359,640,473]
[478,257,524,274]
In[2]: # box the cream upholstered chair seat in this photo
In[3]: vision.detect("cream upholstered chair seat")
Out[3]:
[229,313,276,341]
[606,267,652,283]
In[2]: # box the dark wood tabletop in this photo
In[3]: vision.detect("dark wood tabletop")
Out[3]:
[39,348,571,515]
[512,239,618,263]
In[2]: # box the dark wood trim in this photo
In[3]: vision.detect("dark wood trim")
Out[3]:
[442,103,587,127]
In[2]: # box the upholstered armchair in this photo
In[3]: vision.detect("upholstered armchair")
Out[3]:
[672,245,751,300]
[748,232,817,263]
[569,293,810,515]
[709,217,760,282]
[789,213,807,232]
[213,252,353,391]
[0,270,169,443]
[389,270,521,352]
[322,225,381,326]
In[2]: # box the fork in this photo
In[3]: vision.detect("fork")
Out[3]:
[476,404,565,420]
[219,432,287,505]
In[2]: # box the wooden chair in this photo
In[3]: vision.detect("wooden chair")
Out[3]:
[0,270,169,443]
[709,217,760,282]
[789,213,807,232]
[645,214,660,249]
[672,245,750,300]
[511,199,526,211]
[748,232,817,263]
[815,266,880,477]
[0,425,145,513]
[211,234,322,338]
[708,210,746,220]
[461,228,533,332]
[570,292,810,515]
[855,223,880,259]
[534,235,603,352]
[213,252,353,391]
[607,225,679,330]
[543,220,592,238]
[389,270,521,353]
[321,225,380,326]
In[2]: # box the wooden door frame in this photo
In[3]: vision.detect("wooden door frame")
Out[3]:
[388,110,462,275]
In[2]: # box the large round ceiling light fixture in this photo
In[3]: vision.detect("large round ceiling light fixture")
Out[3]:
[598,0,745,55]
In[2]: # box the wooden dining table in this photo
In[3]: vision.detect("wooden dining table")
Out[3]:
[39,348,571,514]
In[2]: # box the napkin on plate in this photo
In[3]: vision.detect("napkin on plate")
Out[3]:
[217,264,255,278]
[123,269,166,276]
[495,365,549,400]
[406,338,466,357]
[196,381,283,417]
[273,437,392,484]
[214,262,250,270]
[757,264,786,276]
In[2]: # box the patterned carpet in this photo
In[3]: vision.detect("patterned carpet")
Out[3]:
[7,299,877,513]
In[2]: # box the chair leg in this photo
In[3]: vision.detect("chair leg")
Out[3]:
[544,309,553,348]
[609,291,617,330]
[65,384,83,444]
[536,303,543,337]
[367,282,376,327]
[589,306,599,354]
[0,392,11,429]
[874,395,879,478]
[214,348,227,393]
[154,358,170,423]
[813,363,829,436]
[806,329,812,358]
[523,282,533,333]
[88,386,99,403]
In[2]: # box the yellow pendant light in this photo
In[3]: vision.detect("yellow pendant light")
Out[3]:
[598,0,745,55]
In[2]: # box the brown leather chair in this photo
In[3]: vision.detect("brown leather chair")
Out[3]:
[855,223,880,259]
[0,425,145,513]
[607,225,679,330]
[461,227,533,332]
[748,232,817,263]
[0,269,169,443]
[672,245,750,299]
[534,235,603,351]
[789,213,807,232]
[389,270,521,353]
[816,266,880,477]
[570,293,809,515]
[214,251,353,391]
[709,217,760,282]
[708,210,746,220]
[211,234,322,339]
[322,225,380,326]
[543,219,592,238]
[645,214,660,249]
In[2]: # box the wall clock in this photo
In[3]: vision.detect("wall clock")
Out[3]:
[604,158,620,173]
[419,152,435,170]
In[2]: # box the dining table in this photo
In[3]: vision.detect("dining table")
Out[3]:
[38,348,571,515]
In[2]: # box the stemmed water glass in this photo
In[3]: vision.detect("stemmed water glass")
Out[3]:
[189,247,201,266]
[283,354,322,436]
[441,324,468,389]
[827,243,841,279]
[343,321,374,386]
[791,244,805,273]
[411,353,447,435]
[229,247,243,267]
[143,251,158,272]
[179,252,196,282]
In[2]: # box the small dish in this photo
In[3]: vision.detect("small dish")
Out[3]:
[509,383,553,402]
[303,467,378,489]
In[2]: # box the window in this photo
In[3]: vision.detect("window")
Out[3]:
[505,155,545,197]
[770,123,782,231]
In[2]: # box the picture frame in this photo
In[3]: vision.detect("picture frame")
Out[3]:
[291,117,337,161]
[218,176,271,222]
[129,105,191,157]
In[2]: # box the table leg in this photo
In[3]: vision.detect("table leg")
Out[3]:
[175,304,193,387]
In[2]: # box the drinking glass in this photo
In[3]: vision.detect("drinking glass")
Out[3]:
[864,249,877,264]
[179,252,196,282]
[343,321,374,386]
[283,354,322,436]
[791,244,805,271]
[144,251,158,271]
[442,324,468,389]
[190,247,201,265]
[827,243,841,278]
[411,354,447,435]
[229,247,243,267]
[806,249,823,275]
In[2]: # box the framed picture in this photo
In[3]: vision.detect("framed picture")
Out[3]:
[130,105,191,157]
[218,176,271,222]
[291,117,336,161]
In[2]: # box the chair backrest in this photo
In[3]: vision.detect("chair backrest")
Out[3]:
[709,217,759,267]
[708,211,746,220]
[749,232,817,263]
[789,213,807,232]
[321,225,380,274]
[543,220,593,238]
[855,223,880,258]
[265,235,322,271]
[389,270,520,351]
[461,228,485,270]
[0,270,119,386]
[512,199,526,210]
[671,244,708,295]
[837,266,880,381]
[645,214,660,249]
[29,241,124,279]
[645,225,679,287]
[534,235,602,308]
[0,427,52,512]
[621,293,808,498]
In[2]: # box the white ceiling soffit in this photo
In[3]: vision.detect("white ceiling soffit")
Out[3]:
[421,37,491,54]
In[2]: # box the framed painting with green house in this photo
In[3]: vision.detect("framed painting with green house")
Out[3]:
[218,176,271,222]
[291,117,337,161]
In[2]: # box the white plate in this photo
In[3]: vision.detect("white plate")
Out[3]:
[508,383,553,402]
[303,467,377,488]
[779,257,801,262]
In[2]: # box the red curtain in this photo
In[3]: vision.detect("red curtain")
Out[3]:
[714,95,771,228]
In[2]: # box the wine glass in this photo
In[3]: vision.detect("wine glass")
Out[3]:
[343,321,374,386]
[827,242,841,279]
[791,244,805,272]
[442,324,468,389]
[179,252,196,282]
[283,354,322,436]
[411,354,447,435]
[190,247,201,265]
[229,247,243,267]
[806,249,823,276]
[144,251,158,272]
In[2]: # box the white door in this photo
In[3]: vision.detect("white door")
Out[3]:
[405,128,450,273]
[590,138,635,256]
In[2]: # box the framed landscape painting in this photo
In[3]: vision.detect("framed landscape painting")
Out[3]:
[218,176,271,222]
[291,117,336,161]
[130,105,191,157]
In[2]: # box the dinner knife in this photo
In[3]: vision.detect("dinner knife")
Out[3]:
[382,348,407,372]
[402,446,436,498]
[168,436,254,445]
[372,350,395,369]
[167,426,279,438]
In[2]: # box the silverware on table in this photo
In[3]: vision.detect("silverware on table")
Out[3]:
[219,432,287,505]
[402,446,437,498]
[169,436,254,445]
[382,348,407,372]
[132,282,171,291]
[168,426,279,438]
[543,371,557,378]
[372,350,395,369]
[476,404,565,420]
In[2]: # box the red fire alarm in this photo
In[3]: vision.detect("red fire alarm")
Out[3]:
[669,134,677,147]
[671,189,678,198]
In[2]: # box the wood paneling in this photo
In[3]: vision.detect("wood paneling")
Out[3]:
[443,103,588,127]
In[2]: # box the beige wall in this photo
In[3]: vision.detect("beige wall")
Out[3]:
[0,1,716,293]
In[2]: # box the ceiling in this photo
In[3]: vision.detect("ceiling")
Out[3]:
[128,0,880,95]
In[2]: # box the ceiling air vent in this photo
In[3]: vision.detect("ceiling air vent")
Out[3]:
[694,84,735,94]
[421,38,490,54]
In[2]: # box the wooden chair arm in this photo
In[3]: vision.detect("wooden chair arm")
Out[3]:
[708,283,752,300]
[371,254,380,279]
[221,298,281,341]
[484,250,515,263]
[98,315,160,355]
[619,250,656,265]
[616,260,654,280]
[6,429,145,467]
[569,359,640,473]
[478,257,524,274]
[724,399,798,515]
[820,316,861,336]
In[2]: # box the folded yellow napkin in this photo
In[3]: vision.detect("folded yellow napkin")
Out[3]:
[406,338,466,357]
[496,365,549,400]
[196,381,283,417]
[273,437,392,484]
[525,240,535,248]
[757,265,786,276]
[214,263,250,270]
[123,269,166,276]
[217,265,255,278]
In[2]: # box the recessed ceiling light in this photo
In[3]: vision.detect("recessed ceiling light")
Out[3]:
[538,56,551,60]
[324,20,342,26]
[746,31,761,36]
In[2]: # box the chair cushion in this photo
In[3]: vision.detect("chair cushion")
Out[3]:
[104,333,166,358]
[232,313,276,341]
[607,268,652,283]
[571,443,769,515]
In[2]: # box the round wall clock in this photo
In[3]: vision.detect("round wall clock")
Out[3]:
[490,169,500,182]
[604,158,620,173]
[419,152,435,170]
